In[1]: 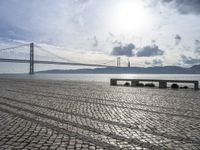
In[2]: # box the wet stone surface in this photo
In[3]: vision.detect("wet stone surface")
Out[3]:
[0,78,200,150]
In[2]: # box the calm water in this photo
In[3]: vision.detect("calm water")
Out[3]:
[1,73,200,84]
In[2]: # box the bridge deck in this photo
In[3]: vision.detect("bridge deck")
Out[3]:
[0,58,113,67]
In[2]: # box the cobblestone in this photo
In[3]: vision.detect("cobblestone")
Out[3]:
[0,78,200,149]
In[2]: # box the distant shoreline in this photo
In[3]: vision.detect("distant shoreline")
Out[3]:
[37,72,200,74]
[37,65,200,74]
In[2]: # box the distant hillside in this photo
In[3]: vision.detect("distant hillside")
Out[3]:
[38,65,200,74]
[189,65,200,73]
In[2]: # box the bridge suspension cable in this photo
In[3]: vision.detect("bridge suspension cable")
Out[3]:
[0,44,29,52]
[0,42,117,74]
[35,44,74,63]
[101,58,116,65]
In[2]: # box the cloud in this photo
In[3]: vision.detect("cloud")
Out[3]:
[195,40,200,45]
[75,0,91,3]
[137,44,164,57]
[181,55,200,65]
[151,40,156,44]
[107,32,123,45]
[92,36,98,47]
[108,32,115,38]
[111,43,135,57]
[161,0,200,15]
[175,34,182,45]
[153,59,163,66]
[0,0,94,46]
[145,61,151,65]
[195,40,200,54]
[112,40,122,45]
[145,59,163,66]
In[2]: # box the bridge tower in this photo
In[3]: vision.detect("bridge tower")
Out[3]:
[117,57,120,67]
[29,43,34,74]
[128,59,130,68]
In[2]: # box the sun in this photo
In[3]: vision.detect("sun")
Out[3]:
[109,0,153,34]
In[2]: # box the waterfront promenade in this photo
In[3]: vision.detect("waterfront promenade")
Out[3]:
[0,78,200,149]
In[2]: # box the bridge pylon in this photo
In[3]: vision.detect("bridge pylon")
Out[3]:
[29,43,34,74]
[117,57,120,67]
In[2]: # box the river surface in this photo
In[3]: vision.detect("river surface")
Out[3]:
[0,73,200,88]
[0,73,200,82]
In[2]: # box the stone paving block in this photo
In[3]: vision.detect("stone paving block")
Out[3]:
[0,78,200,149]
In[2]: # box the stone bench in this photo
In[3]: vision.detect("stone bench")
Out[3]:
[110,79,199,90]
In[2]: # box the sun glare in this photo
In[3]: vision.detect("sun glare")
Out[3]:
[110,0,153,34]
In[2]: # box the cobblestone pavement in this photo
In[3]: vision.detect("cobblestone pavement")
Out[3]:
[0,78,200,150]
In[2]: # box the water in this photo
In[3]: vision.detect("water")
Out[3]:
[1,73,200,84]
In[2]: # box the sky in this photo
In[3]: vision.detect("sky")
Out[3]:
[0,0,200,73]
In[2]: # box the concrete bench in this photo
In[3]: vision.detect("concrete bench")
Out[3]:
[110,79,199,90]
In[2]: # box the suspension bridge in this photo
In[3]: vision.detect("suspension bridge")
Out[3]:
[0,43,121,74]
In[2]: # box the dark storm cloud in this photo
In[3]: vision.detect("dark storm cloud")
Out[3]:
[181,55,200,65]
[111,43,135,57]
[175,34,182,45]
[137,45,164,57]
[161,0,200,15]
